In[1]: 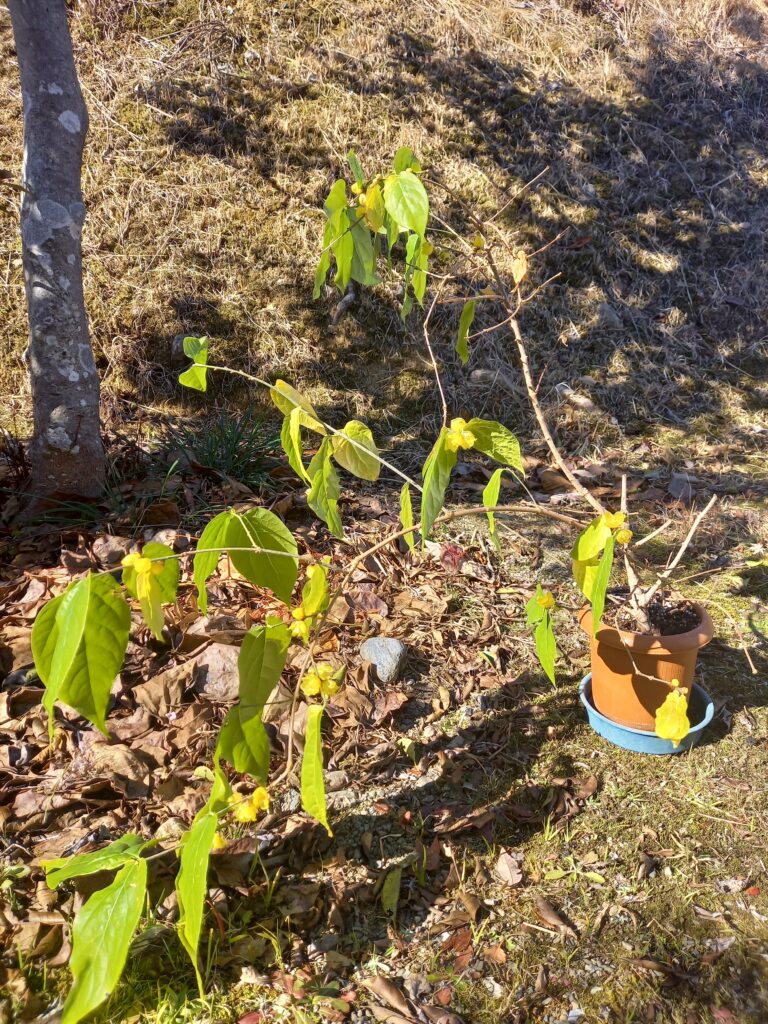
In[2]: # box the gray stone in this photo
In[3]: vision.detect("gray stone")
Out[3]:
[359,637,407,684]
[192,643,240,702]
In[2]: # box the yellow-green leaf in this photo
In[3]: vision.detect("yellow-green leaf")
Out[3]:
[399,483,415,551]
[176,811,218,994]
[420,428,457,543]
[383,170,428,238]
[331,420,380,481]
[571,516,612,562]
[62,857,147,1024]
[301,703,331,835]
[380,865,402,922]
[178,336,209,392]
[307,437,343,539]
[467,419,524,474]
[270,380,325,433]
[455,300,476,365]
[587,535,614,636]
[482,467,506,553]
[281,406,311,483]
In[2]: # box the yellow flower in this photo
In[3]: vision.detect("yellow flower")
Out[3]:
[301,662,337,698]
[351,181,363,195]
[290,617,312,643]
[615,528,633,546]
[537,590,555,611]
[292,607,306,620]
[211,832,228,850]
[654,690,691,747]
[230,786,270,822]
[670,677,682,688]
[602,511,626,530]
[445,417,476,453]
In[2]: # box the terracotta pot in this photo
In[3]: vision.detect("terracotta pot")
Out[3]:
[578,604,714,731]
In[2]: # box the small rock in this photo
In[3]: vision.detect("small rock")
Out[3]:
[92,534,136,566]
[360,636,407,684]
[155,816,187,841]
[192,643,240,702]
[597,302,622,329]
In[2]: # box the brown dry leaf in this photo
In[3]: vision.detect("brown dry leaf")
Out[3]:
[352,587,389,617]
[133,661,191,716]
[456,890,481,922]
[393,585,448,619]
[483,944,507,965]
[362,976,413,1018]
[372,690,408,725]
[494,850,524,887]
[534,896,578,939]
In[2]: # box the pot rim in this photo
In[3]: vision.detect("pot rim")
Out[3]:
[578,602,714,654]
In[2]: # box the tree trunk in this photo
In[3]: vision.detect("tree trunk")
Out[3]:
[9,0,104,498]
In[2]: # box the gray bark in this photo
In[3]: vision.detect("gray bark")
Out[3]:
[9,0,104,497]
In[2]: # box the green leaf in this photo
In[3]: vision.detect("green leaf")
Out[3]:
[176,810,218,994]
[270,380,324,432]
[332,209,354,291]
[347,150,365,186]
[534,612,557,685]
[300,564,330,618]
[525,585,546,625]
[404,233,428,309]
[585,871,606,884]
[331,420,380,481]
[393,147,421,173]
[324,178,347,214]
[301,703,331,835]
[137,543,179,603]
[44,835,147,889]
[587,535,614,637]
[544,869,568,881]
[383,170,429,239]
[364,182,385,231]
[467,419,524,474]
[380,865,402,922]
[307,437,343,539]
[349,212,379,287]
[281,406,311,483]
[228,508,299,604]
[32,573,131,737]
[482,467,506,554]
[62,857,147,1024]
[571,516,612,562]
[399,483,415,551]
[217,621,290,782]
[420,428,457,543]
[313,222,333,298]
[455,300,476,365]
[178,336,209,392]
[192,510,231,614]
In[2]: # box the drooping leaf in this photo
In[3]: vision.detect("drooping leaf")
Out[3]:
[364,182,385,231]
[399,483,415,551]
[270,380,324,432]
[332,208,354,291]
[383,170,429,238]
[307,437,343,538]
[32,573,131,736]
[281,406,311,483]
[62,857,147,1024]
[420,429,457,543]
[482,467,506,554]
[228,509,299,604]
[467,419,524,473]
[217,620,291,782]
[178,336,209,392]
[192,509,232,614]
[393,146,422,174]
[347,150,365,185]
[571,516,612,562]
[588,534,615,636]
[349,212,379,287]
[44,835,148,889]
[331,420,380,481]
[300,564,330,618]
[525,585,546,626]
[404,232,428,308]
[135,543,179,603]
[455,300,476,365]
[122,542,178,640]
[572,556,600,603]
[301,703,331,835]
[176,810,218,994]
[534,613,557,685]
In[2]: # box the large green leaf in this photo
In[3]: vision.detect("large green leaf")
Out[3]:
[331,420,380,481]
[324,178,347,214]
[281,406,311,483]
[404,233,428,307]
[192,510,231,614]
[347,150,365,186]
[228,508,299,604]
[393,147,421,173]
[307,438,343,539]
[455,300,476,365]
[301,703,331,836]
[383,170,428,238]
[467,419,524,474]
[587,535,614,637]
[420,429,457,543]
[176,810,218,994]
[217,620,290,782]
[178,336,209,392]
[349,212,379,287]
[571,516,612,562]
[270,380,324,432]
[482,467,507,554]
[534,614,557,685]
[332,209,354,291]
[62,857,147,1024]
[399,483,415,551]
[300,564,330,617]
[44,834,148,889]
[32,573,131,736]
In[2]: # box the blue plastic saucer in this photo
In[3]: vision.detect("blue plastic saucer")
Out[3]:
[579,675,714,755]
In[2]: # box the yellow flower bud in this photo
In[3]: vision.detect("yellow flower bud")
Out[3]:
[615,528,633,546]
[602,511,626,530]
[292,607,306,620]
[537,590,555,611]
[301,672,322,697]
[472,232,485,250]
[211,832,228,850]
[351,181,363,195]
[290,619,311,644]
[320,677,340,698]
[230,786,270,822]
[445,417,476,453]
